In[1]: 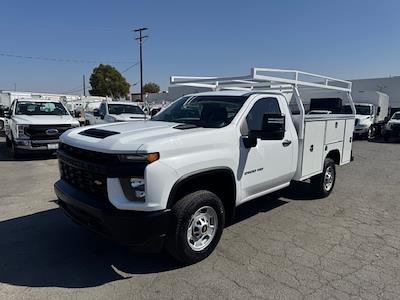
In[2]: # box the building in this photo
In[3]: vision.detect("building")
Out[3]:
[0,90,81,107]
[351,76,400,114]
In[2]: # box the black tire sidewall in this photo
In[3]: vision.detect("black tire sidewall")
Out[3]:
[167,190,225,264]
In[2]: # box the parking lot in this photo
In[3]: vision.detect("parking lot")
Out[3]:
[0,137,399,300]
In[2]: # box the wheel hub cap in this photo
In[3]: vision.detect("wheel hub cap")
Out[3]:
[187,206,218,251]
[324,166,334,191]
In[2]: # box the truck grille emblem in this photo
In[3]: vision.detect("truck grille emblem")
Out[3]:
[94,180,103,186]
[45,128,59,136]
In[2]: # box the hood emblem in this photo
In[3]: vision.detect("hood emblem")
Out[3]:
[45,128,59,136]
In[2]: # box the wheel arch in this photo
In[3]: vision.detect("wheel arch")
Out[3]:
[167,167,237,222]
[325,149,341,165]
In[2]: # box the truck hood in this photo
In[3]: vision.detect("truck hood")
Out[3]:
[12,114,79,125]
[388,119,400,125]
[355,115,373,125]
[61,120,219,153]
[111,114,148,121]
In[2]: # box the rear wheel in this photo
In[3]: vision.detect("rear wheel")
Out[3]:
[166,190,225,264]
[310,158,336,197]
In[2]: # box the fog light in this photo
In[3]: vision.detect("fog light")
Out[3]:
[119,177,146,201]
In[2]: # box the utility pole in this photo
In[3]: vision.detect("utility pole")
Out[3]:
[83,75,86,96]
[133,27,149,102]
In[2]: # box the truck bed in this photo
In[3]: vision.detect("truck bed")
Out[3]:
[293,114,354,181]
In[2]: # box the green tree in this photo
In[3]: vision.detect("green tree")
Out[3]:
[89,64,130,98]
[143,82,160,94]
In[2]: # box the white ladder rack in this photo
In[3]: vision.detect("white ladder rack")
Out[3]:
[171,67,352,93]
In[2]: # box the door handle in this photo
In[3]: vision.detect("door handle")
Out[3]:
[282,140,292,147]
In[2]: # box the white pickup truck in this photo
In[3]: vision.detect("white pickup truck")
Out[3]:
[4,98,79,157]
[54,68,355,264]
[84,100,147,125]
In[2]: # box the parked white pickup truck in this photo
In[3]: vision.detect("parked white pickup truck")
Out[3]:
[4,98,79,157]
[54,68,355,264]
[84,100,147,125]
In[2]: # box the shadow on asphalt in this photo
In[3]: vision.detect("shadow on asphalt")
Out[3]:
[0,140,57,161]
[0,182,320,289]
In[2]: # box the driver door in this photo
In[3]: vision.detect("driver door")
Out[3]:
[238,96,295,202]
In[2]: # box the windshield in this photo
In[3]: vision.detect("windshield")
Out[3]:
[152,95,248,128]
[355,105,371,115]
[392,113,400,120]
[108,104,144,115]
[15,101,69,116]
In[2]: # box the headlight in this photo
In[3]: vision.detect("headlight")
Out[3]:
[118,152,159,163]
[71,123,80,128]
[387,123,393,130]
[16,124,29,139]
[120,177,146,201]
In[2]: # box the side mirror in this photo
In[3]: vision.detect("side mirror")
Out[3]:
[3,109,11,118]
[93,109,100,117]
[243,114,285,148]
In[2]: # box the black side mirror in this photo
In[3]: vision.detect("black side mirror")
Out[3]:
[243,113,285,148]
[93,109,100,117]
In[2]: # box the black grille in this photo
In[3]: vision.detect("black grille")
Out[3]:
[79,128,119,139]
[59,143,119,164]
[25,124,72,140]
[59,160,108,201]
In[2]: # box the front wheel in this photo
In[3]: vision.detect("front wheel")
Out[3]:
[367,125,375,141]
[166,190,225,264]
[310,158,336,197]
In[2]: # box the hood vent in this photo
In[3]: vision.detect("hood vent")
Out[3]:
[173,124,198,130]
[79,128,120,139]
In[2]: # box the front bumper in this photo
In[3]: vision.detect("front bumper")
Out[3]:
[354,126,369,134]
[54,180,171,252]
[14,139,59,151]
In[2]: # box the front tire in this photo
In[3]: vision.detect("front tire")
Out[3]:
[166,190,225,264]
[310,158,336,197]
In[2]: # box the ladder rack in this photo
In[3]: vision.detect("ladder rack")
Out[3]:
[171,68,352,93]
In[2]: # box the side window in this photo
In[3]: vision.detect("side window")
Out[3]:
[99,103,106,115]
[246,97,281,131]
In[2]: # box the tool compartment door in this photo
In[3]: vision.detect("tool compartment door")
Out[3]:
[342,119,354,164]
[301,121,325,178]
[325,120,345,144]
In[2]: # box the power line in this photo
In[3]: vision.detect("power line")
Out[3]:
[0,52,135,64]
[121,62,140,73]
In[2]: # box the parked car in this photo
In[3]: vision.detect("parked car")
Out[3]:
[4,98,79,157]
[383,112,400,142]
[54,68,355,264]
[85,101,147,125]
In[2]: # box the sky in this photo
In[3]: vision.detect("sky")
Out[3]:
[0,0,399,94]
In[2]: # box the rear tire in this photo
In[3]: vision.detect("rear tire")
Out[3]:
[166,190,225,265]
[310,158,336,198]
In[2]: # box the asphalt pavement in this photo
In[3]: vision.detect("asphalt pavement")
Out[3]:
[0,137,399,300]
